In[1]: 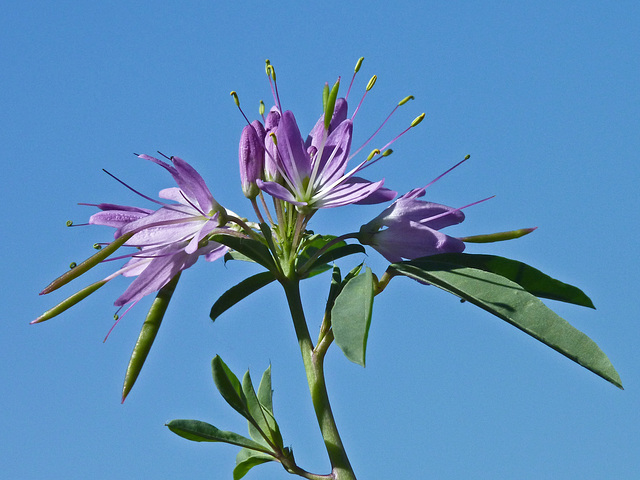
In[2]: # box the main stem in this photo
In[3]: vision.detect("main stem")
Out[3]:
[282,279,357,480]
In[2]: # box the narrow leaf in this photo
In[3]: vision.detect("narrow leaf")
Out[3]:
[313,244,366,267]
[391,260,622,388]
[121,273,181,402]
[426,253,594,308]
[256,365,283,448]
[234,448,276,480]
[212,356,249,417]
[243,370,272,444]
[166,419,272,453]
[210,272,276,322]
[331,267,375,367]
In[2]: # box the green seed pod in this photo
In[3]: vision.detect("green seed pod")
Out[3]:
[121,272,181,403]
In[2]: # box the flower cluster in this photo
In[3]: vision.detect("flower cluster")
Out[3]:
[35,58,471,326]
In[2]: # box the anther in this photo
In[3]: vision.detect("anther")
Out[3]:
[230,91,240,107]
[259,100,265,116]
[398,95,415,106]
[382,149,393,157]
[410,113,426,127]
[366,75,377,91]
[66,220,73,227]
[354,57,364,73]
[69,262,77,269]
[93,243,102,250]
[366,149,381,161]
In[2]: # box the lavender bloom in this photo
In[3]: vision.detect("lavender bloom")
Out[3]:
[89,155,230,306]
[256,98,396,211]
[358,191,465,263]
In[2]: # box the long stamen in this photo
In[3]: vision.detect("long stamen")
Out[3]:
[423,195,495,224]
[102,169,165,206]
[349,95,415,160]
[345,57,364,100]
[424,155,471,189]
[265,60,282,111]
[350,74,377,120]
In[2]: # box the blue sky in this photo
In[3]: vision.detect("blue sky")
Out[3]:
[2,2,639,479]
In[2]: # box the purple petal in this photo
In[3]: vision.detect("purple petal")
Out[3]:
[314,178,386,208]
[256,179,307,206]
[171,157,217,213]
[277,111,311,189]
[313,119,353,187]
[114,249,197,306]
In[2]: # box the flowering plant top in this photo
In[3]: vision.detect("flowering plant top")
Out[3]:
[34,58,621,480]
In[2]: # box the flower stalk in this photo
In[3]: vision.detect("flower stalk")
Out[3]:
[282,278,356,480]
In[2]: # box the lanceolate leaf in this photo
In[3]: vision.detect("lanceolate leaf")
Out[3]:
[425,253,595,308]
[212,356,249,417]
[166,419,273,453]
[243,370,274,445]
[391,259,622,388]
[234,448,276,480]
[122,273,181,402]
[210,272,276,322]
[331,267,375,367]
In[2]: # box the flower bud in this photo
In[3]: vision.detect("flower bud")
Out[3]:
[239,120,266,199]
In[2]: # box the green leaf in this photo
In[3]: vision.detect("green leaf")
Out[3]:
[243,370,273,445]
[210,234,277,271]
[296,235,364,277]
[256,365,283,448]
[391,259,622,388]
[257,365,274,413]
[212,356,249,417]
[210,272,276,322]
[331,267,375,367]
[233,448,276,480]
[122,273,181,402]
[166,420,272,453]
[426,253,595,308]
[314,243,366,266]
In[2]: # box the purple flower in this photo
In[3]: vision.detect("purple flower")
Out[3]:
[255,97,396,211]
[88,155,230,306]
[357,190,465,263]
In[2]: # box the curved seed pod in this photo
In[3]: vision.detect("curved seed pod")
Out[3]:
[121,272,181,403]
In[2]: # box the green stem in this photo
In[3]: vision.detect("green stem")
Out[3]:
[282,279,357,480]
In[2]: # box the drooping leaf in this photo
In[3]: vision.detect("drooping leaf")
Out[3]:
[233,448,276,480]
[212,356,249,417]
[210,272,276,322]
[331,267,375,367]
[391,259,622,388]
[122,273,181,402]
[166,419,272,453]
[425,253,594,308]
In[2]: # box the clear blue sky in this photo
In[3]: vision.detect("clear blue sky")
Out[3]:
[3,2,638,479]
